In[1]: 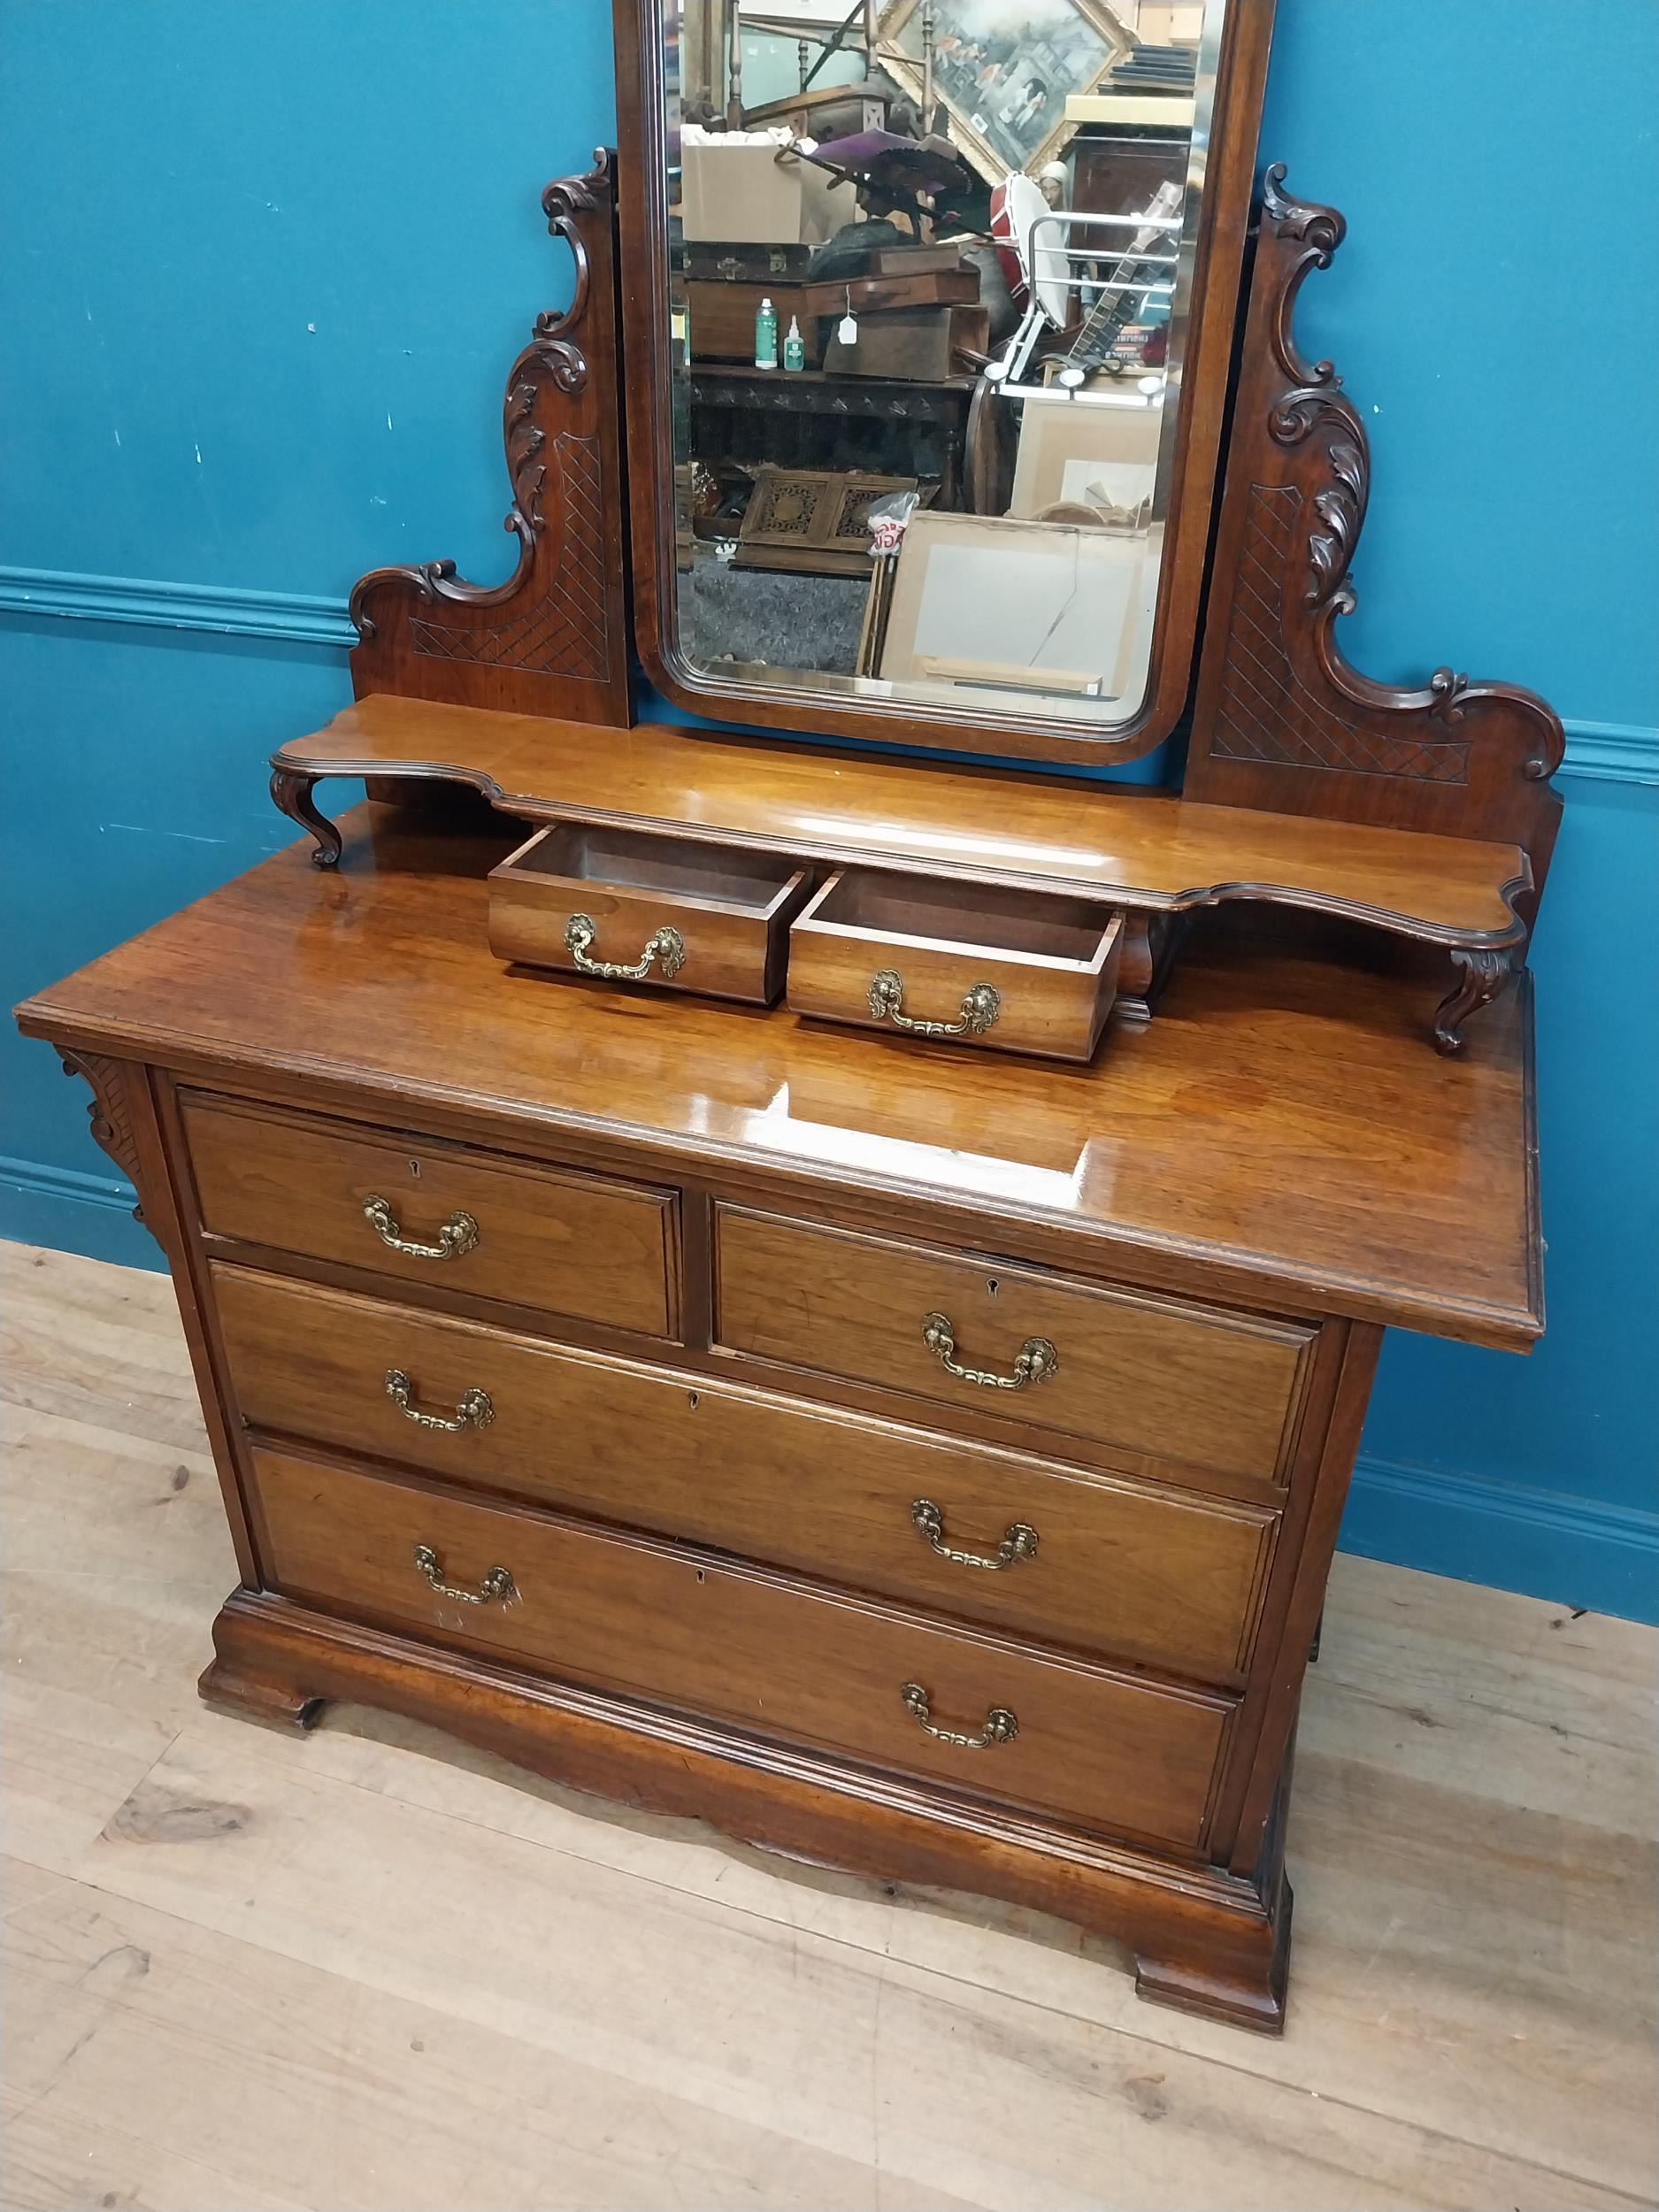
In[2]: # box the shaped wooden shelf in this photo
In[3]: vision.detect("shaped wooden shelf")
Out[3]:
[273,695,1533,1051]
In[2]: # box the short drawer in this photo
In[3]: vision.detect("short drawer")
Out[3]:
[787,870,1122,1063]
[488,821,814,1005]
[212,1267,1276,1681]
[250,1444,1234,1851]
[714,1208,1316,1485]
[182,1093,678,1340]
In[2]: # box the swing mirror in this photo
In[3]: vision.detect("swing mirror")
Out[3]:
[614,0,1274,764]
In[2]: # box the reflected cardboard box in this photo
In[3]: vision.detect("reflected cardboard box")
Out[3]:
[680,139,844,247]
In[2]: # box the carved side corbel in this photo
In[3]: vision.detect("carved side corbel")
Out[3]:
[1432,948,1517,1056]
[1187,165,1566,943]
[270,765,344,869]
[58,1050,165,1248]
[341,150,631,731]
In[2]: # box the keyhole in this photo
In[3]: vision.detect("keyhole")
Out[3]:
[986,1277,1000,1297]
[687,1390,700,1409]
[408,1158,422,1179]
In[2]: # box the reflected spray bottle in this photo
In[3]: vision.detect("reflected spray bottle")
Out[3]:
[754,296,778,370]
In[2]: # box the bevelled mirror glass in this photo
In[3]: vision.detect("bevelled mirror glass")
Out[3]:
[640,0,1243,755]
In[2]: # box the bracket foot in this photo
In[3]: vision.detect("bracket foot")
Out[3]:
[1134,1877,1291,2035]
[198,1655,325,1732]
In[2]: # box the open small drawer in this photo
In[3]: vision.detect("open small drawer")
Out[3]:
[787,870,1124,1063]
[488,823,814,1005]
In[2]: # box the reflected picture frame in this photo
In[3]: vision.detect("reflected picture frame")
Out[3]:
[875,0,1134,185]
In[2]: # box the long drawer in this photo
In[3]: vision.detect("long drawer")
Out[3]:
[713,1206,1316,1483]
[249,1444,1233,1851]
[213,1266,1277,1681]
[181,1091,679,1340]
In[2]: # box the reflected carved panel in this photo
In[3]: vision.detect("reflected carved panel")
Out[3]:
[1187,166,1563,910]
[348,154,631,726]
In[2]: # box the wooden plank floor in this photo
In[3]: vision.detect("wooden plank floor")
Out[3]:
[2,1238,1654,2212]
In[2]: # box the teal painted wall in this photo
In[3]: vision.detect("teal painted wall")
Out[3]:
[4,1,1655,1620]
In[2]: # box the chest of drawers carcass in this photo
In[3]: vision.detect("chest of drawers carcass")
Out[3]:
[18,806,1543,2033]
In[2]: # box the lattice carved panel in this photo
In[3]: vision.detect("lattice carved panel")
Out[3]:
[1211,488,1470,785]
[409,435,611,678]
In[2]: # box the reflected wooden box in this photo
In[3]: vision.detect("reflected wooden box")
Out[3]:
[733,465,922,578]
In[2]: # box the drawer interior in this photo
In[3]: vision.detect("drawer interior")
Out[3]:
[797,869,1118,969]
[502,823,808,918]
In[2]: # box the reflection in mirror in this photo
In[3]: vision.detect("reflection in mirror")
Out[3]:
[662,0,1225,733]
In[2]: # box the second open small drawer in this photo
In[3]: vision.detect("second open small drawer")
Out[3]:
[787,870,1124,1063]
[488,822,815,1005]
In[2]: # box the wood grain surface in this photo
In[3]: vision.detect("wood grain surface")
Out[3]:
[181,1088,679,1340]
[247,1443,1233,1852]
[211,1265,1277,1682]
[15,803,1542,1349]
[713,1205,1314,1481]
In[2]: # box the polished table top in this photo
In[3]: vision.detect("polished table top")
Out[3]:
[19,802,1540,1351]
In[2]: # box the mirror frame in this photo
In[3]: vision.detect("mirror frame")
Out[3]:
[612,0,1278,766]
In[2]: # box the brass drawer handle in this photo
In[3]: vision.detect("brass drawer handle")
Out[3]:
[384,1367,495,1433]
[901,1681,1018,1750]
[565,911,687,981]
[363,1194,479,1261]
[868,968,1000,1038]
[911,1498,1038,1571]
[412,1543,516,1606]
[921,1311,1058,1392]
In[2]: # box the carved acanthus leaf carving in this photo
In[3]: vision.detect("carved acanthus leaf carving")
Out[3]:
[1306,437,1363,611]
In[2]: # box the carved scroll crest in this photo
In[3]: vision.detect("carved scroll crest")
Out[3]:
[344,150,631,726]
[1187,165,1564,927]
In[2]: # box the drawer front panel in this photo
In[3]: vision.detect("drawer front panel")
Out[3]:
[182,1093,677,1340]
[787,871,1122,1064]
[213,1267,1275,1680]
[250,1444,1233,1849]
[488,824,813,1007]
[714,1208,1314,1483]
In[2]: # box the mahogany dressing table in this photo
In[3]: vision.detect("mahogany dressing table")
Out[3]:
[16,0,1555,2032]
